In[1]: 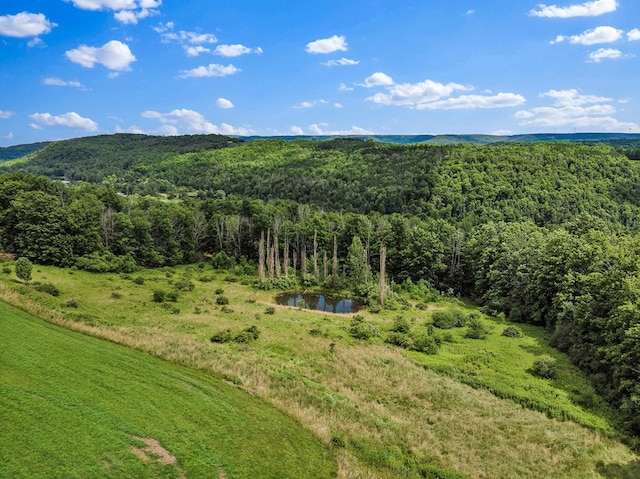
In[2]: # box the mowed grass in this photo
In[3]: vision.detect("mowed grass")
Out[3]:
[0,301,336,479]
[2,264,640,478]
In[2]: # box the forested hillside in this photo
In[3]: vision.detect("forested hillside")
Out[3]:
[3,134,640,437]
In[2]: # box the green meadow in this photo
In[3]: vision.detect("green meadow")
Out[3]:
[0,300,335,479]
[2,263,640,478]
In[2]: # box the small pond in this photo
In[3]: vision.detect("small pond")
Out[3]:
[275,292,362,314]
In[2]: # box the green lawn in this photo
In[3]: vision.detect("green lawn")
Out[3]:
[0,301,336,479]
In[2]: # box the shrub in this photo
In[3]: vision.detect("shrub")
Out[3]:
[33,282,60,297]
[174,279,195,292]
[216,295,229,305]
[432,311,457,329]
[15,257,32,283]
[532,355,557,379]
[502,326,524,338]
[211,326,260,344]
[133,276,145,285]
[111,291,122,299]
[75,251,137,273]
[264,306,276,315]
[166,291,179,302]
[391,315,411,334]
[385,332,413,349]
[465,317,492,339]
[452,310,468,327]
[2,265,11,274]
[65,299,79,309]
[211,329,234,343]
[215,288,225,295]
[152,290,166,303]
[211,251,235,270]
[350,321,380,341]
[411,334,442,354]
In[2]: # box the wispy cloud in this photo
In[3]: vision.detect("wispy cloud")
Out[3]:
[293,100,328,109]
[155,22,218,56]
[178,63,240,78]
[141,108,252,135]
[530,0,618,18]
[588,47,623,62]
[214,44,263,57]
[66,0,162,24]
[0,110,14,119]
[43,77,86,89]
[322,57,359,67]
[515,88,638,131]
[306,35,347,54]
[552,25,623,45]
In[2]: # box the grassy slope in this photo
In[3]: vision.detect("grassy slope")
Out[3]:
[1,264,640,478]
[0,301,336,479]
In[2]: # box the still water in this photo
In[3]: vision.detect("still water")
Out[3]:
[275,292,362,314]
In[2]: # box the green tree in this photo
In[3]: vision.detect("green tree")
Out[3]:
[14,257,32,283]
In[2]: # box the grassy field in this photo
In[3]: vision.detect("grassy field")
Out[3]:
[2,263,640,478]
[0,301,336,479]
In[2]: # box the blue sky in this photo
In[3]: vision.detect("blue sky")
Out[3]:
[1,0,639,145]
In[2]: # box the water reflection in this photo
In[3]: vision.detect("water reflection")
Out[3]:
[275,292,362,314]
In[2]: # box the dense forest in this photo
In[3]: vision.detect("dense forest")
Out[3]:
[3,134,640,435]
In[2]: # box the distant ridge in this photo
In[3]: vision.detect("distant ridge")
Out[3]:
[240,132,640,145]
[0,141,51,161]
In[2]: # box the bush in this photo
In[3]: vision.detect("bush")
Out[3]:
[411,334,442,354]
[174,279,195,291]
[152,290,165,303]
[215,288,225,295]
[385,332,413,349]
[33,282,60,297]
[133,276,145,285]
[2,265,11,274]
[391,315,411,334]
[465,317,492,339]
[502,326,524,338]
[532,355,557,379]
[166,291,179,302]
[432,311,457,329]
[216,295,229,305]
[211,251,235,270]
[210,326,260,344]
[65,299,79,309]
[75,251,137,273]
[264,306,276,315]
[350,318,380,341]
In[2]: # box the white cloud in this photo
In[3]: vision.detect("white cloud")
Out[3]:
[306,35,348,54]
[307,124,374,135]
[141,108,252,135]
[178,64,240,78]
[66,40,136,71]
[417,93,526,110]
[293,100,328,109]
[289,126,305,135]
[338,83,354,92]
[366,79,469,106]
[214,44,263,57]
[155,23,217,45]
[530,0,618,18]
[66,0,161,23]
[216,98,234,109]
[541,89,612,106]
[362,72,395,87]
[29,112,99,132]
[323,57,359,67]
[185,46,211,57]
[588,47,622,62]
[516,88,639,132]
[43,77,85,89]
[492,130,515,136]
[552,26,623,45]
[0,132,14,140]
[334,103,343,108]
[628,29,640,41]
[0,110,14,119]
[0,12,56,38]
[466,9,475,15]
